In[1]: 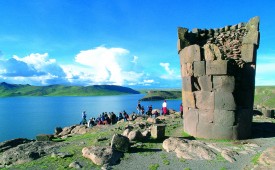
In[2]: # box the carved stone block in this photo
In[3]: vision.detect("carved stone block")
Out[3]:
[213,76,235,92]
[193,61,206,77]
[198,75,212,91]
[195,91,214,110]
[241,43,256,63]
[214,92,236,110]
[206,60,229,75]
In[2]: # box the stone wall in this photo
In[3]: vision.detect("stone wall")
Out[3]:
[178,16,260,140]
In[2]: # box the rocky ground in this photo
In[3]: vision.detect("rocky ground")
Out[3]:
[0,111,275,170]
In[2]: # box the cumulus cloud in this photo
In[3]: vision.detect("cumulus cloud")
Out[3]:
[159,62,181,80]
[74,46,144,86]
[0,53,67,85]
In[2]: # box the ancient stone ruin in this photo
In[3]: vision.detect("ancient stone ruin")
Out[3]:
[178,16,260,140]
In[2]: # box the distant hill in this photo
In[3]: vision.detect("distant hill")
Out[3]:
[0,82,140,97]
[139,90,181,101]
[254,86,275,108]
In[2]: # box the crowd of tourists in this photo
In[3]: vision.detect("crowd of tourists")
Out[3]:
[79,100,184,127]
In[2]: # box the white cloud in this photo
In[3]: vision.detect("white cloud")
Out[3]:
[160,62,174,75]
[75,46,133,85]
[131,56,138,64]
[159,62,181,80]
[0,53,67,85]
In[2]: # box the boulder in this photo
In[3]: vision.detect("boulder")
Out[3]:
[0,141,64,167]
[71,125,89,135]
[151,124,166,139]
[142,130,151,139]
[69,161,82,169]
[111,134,130,153]
[122,129,131,137]
[36,134,53,141]
[54,127,63,135]
[127,130,144,141]
[82,146,122,166]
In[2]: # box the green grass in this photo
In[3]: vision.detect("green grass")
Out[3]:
[139,90,182,101]
[254,86,275,108]
[0,83,139,97]
[251,152,261,165]
[148,163,159,170]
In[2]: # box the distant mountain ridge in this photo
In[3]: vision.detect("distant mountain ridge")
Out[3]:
[0,82,140,97]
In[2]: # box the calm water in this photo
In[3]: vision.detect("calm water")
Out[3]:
[0,94,182,142]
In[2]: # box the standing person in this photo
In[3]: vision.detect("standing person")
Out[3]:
[80,111,87,125]
[162,100,167,116]
[180,103,183,119]
[147,105,153,117]
[137,101,142,114]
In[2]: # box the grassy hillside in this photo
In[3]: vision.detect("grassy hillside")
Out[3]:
[0,82,139,97]
[139,90,181,101]
[254,86,275,108]
[139,87,275,108]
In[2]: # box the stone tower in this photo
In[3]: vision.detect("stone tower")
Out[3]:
[178,16,260,139]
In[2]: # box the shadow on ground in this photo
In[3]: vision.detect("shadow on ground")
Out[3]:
[251,122,275,138]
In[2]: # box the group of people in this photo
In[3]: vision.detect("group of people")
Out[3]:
[79,100,184,127]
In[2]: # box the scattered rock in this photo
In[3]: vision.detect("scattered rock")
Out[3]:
[127,130,143,141]
[111,134,130,153]
[122,129,131,137]
[54,127,63,135]
[162,137,242,162]
[0,138,33,152]
[0,141,64,167]
[82,146,122,166]
[36,134,54,141]
[97,137,109,142]
[51,152,73,158]
[69,161,82,169]
[258,146,275,167]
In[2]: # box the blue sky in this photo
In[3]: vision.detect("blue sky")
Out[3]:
[0,0,274,88]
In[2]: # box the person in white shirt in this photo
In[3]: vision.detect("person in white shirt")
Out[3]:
[162,100,167,115]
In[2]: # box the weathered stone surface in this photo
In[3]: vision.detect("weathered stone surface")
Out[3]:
[196,121,213,139]
[195,91,214,110]
[198,75,212,91]
[203,43,222,61]
[206,60,229,75]
[180,45,201,64]
[181,63,193,77]
[0,141,64,167]
[212,124,233,139]
[182,76,194,91]
[198,109,214,123]
[151,124,166,139]
[182,90,196,108]
[258,147,275,167]
[111,134,130,153]
[82,146,122,166]
[213,76,235,92]
[127,130,143,141]
[184,109,198,136]
[234,109,253,139]
[213,110,235,127]
[163,137,217,160]
[0,138,32,153]
[178,27,191,49]
[178,16,259,140]
[193,61,206,77]
[214,92,236,110]
[241,43,256,63]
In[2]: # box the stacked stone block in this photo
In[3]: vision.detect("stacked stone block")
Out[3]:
[178,17,260,140]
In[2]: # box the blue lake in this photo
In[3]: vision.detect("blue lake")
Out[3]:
[0,94,182,142]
